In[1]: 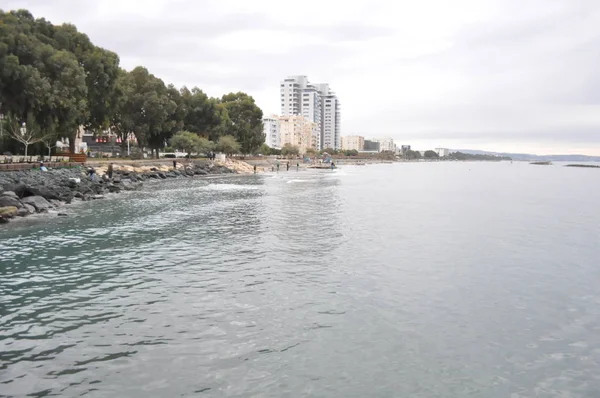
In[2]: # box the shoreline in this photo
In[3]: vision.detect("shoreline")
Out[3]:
[0,159,255,225]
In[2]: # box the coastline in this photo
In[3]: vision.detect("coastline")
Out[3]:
[0,159,255,225]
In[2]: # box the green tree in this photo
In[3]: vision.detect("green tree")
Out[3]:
[181,87,229,140]
[281,143,300,158]
[216,135,241,157]
[0,10,89,152]
[344,149,359,156]
[258,143,271,156]
[170,131,214,158]
[424,150,439,159]
[405,150,422,160]
[120,67,176,158]
[221,92,264,154]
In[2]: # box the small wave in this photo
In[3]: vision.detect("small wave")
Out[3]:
[203,184,262,191]
[286,179,311,184]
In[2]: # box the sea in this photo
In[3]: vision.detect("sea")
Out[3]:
[1,161,600,397]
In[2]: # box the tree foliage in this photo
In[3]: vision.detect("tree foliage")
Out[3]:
[281,143,300,157]
[424,150,439,159]
[0,9,265,157]
[216,135,241,156]
[170,131,214,157]
[221,92,264,154]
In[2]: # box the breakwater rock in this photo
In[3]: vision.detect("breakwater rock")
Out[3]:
[0,161,237,225]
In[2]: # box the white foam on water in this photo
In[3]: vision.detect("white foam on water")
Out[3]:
[203,184,262,191]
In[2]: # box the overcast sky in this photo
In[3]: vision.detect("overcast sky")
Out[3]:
[5,0,600,155]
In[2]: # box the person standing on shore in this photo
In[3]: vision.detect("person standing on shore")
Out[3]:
[107,163,114,179]
[296,162,299,171]
[88,166,96,181]
[253,164,257,174]
[286,162,290,171]
[173,160,177,170]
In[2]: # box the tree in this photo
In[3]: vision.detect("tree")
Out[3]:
[216,135,240,157]
[258,143,271,156]
[41,133,59,157]
[181,87,229,140]
[169,131,214,158]
[281,143,300,158]
[305,147,317,156]
[424,150,439,159]
[344,149,358,156]
[5,113,47,157]
[221,92,264,154]
[406,150,422,160]
[169,131,197,158]
[120,67,176,158]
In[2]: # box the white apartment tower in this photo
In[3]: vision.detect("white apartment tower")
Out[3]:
[280,75,340,150]
[262,115,280,149]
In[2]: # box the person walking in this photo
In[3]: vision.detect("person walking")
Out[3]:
[286,162,290,171]
[253,164,257,174]
[173,160,177,170]
[296,162,299,171]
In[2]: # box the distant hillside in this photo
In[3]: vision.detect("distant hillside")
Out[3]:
[452,149,600,162]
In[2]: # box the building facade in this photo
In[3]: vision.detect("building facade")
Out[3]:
[262,115,281,149]
[375,137,396,152]
[278,115,316,155]
[435,148,450,157]
[341,135,365,151]
[280,76,340,150]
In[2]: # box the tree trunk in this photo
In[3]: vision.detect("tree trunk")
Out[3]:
[24,143,28,157]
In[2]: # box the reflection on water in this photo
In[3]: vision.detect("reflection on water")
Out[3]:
[1,163,600,397]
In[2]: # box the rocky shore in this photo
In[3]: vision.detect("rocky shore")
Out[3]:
[0,160,242,224]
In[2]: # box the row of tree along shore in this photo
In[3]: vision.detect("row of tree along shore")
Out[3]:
[0,9,264,158]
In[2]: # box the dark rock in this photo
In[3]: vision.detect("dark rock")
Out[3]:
[58,213,68,217]
[150,167,158,171]
[92,195,105,200]
[107,184,121,193]
[0,195,22,208]
[148,173,159,179]
[21,196,52,213]
[157,172,167,179]
[74,192,84,199]
[49,199,62,207]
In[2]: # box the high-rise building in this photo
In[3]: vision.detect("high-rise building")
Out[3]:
[262,115,280,149]
[280,76,340,150]
[341,136,365,151]
[278,115,316,155]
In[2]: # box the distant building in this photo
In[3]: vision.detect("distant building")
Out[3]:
[401,145,411,155]
[280,75,340,150]
[364,140,380,152]
[435,148,450,157]
[341,135,364,151]
[376,137,395,152]
[262,115,281,149]
[278,115,317,154]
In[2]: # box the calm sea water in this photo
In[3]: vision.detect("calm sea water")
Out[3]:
[1,162,600,397]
